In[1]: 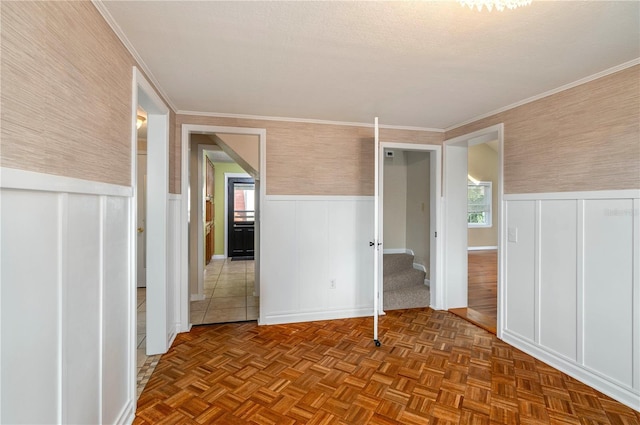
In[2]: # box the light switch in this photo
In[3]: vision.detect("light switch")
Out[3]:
[508,226,518,242]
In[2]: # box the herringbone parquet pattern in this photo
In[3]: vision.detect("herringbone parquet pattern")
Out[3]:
[134,309,640,424]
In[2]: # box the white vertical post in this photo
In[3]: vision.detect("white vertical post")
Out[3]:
[373,117,380,346]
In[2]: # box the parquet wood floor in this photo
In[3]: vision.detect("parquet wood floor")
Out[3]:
[134,309,639,424]
[451,251,498,335]
[467,251,497,320]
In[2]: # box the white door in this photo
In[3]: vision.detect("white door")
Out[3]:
[443,143,469,309]
[137,153,147,287]
[372,118,382,346]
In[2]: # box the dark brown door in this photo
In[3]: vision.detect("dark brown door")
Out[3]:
[228,177,255,259]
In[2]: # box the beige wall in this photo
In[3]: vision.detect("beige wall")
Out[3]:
[405,152,430,272]
[446,66,640,194]
[383,151,407,249]
[1,2,175,187]
[175,115,444,195]
[467,143,498,247]
[215,134,259,177]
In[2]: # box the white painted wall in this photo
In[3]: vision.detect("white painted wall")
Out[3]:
[0,169,136,424]
[260,196,374,324]
[405,151,430,273]
[503,190,640,411]
[382,151,407,250]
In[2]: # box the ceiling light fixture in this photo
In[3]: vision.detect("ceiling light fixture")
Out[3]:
[459,0,532,12]
[136,115,146,129]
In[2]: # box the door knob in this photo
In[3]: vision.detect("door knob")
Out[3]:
[138,227,144,233]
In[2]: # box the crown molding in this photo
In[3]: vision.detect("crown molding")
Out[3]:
[177,110,445,133]
[91,0,178,112]
[445,58,640,133]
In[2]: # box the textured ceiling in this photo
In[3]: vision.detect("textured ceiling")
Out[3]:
[100,1,639,129]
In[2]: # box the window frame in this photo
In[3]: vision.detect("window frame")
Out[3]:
[467,180,492,228]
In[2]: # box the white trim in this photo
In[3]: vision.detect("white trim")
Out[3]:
[534,200,542,344]
[633,198,640,391]
[446,58,640,132]
[0,168,132,197]
[382,248,413,255]
[467,246,498,251]
[504,189,640,201]
[91,1,178,112]
[576,199,585,366]
[413,263,426,273]
[224,172,251,259]
[212,254,226,260]
[190,294,206,302]
[262,308,374,326]
[97,196,105,423]
[57,194,65,424]
[168,194,181,200]
[112,399,135,425]
[178,110,444,133]
[132,66,171,357]
[503,329,640,412]
[266,195,373,202]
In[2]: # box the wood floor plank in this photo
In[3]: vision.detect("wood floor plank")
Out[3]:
[135,309,639,423]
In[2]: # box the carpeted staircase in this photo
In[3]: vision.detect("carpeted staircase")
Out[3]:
[383,253,430,310]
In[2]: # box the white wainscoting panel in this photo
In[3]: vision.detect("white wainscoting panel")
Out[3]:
[63,194,101,425]
[505,200,536,341]
[503,190,640,411]
[0,168,135,424]
[328,200,375,310]
[102,196,132,424]
[1,190,60,424]
[261,200,299,316]
[296,202,329,311]
[539,200,577,360]
[261,196,374,324]
[583,199,634,388]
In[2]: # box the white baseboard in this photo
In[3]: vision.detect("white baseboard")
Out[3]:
[114,399,135,425]
[383,248,415,255]
[212,254,226,260]
[190,294,206,301]
[468,246,497,251]
[424,279,430,288]
[413,263,426,273]
[262,307,374,325]
[503,330,640,412]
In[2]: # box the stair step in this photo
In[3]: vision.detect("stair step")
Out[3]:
[384,267,426,291]
[383,253,415,276]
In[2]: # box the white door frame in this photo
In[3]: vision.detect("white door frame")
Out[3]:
[224,172,251,258]
[180,125,266,330]
[131,66,171,359]
[189,143,217,302]
[443,123,504,337]
[378,142,442,311]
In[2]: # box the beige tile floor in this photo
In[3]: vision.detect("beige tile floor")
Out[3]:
[190,258,259,325]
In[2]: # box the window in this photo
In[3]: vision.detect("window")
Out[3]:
[468,181,492,227]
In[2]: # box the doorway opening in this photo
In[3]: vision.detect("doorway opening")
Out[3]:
[181,126,266,329]
[188,135,257,325]
[131,67,171,400]
[227,177,255,261]
[377,142,442,313]
[443,124,504,336]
